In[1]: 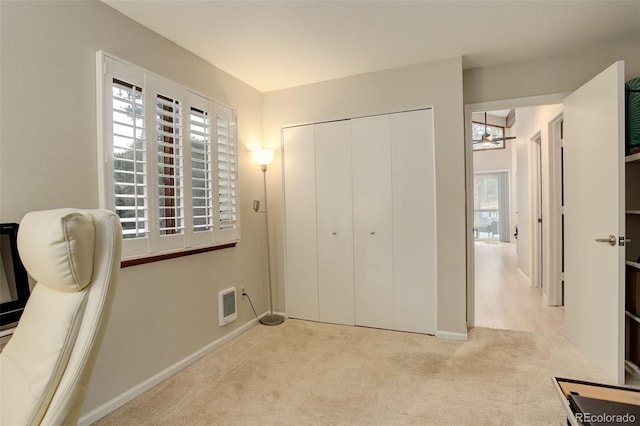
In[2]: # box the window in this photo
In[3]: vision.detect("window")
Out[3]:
[97,53,239,260]
[473,172,510,242]
[472,121,505,151]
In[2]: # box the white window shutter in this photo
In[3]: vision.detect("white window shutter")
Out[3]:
[188,97,217,248]
[216,106,239,241]
[111,79,150,240]
[155,93,185,236]
[190,106,213,232]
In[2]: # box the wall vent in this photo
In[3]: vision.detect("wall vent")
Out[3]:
[218,287,237,326]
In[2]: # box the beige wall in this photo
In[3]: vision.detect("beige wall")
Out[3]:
[464,38,640,105]
[0,0,267,416]
[263,57,468,337]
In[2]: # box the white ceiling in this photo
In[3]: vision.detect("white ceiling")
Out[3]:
[103,0,640,92]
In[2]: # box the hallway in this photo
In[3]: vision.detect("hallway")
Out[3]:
[474,240,564,336]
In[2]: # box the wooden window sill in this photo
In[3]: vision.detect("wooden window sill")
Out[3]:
[121,242,236,268]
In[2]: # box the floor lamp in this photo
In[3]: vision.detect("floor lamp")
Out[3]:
[253,149,285,326]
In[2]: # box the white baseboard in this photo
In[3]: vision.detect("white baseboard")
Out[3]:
[436,330,468,341]
[79,315,263,426]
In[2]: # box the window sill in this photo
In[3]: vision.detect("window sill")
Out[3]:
[120,242,237,268]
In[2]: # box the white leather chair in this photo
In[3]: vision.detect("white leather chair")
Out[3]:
[0,209,122,425]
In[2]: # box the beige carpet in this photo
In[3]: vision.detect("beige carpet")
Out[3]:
[95,319,611,425]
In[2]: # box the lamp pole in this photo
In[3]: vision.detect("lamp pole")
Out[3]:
[257,157,284,326]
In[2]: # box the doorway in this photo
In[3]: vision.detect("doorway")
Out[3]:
[465,96,567,332]
[468,62,628,384]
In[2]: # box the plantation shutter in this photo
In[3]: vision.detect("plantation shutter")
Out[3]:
[111,78,149,240]
[216,106,239,239]
[155,93,185,236]
[98,52,240,259]
[190,106,213,233]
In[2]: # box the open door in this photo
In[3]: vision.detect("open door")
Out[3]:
[563,61,626,383]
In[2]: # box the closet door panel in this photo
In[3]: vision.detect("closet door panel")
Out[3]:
[315,121,355,325]
[283,125,318,321]
[391,109,437,334]
[351,115,394,330]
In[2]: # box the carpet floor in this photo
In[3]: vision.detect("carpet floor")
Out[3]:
[94,319,611,425]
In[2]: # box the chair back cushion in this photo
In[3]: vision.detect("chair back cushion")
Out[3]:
[17,209,95,292]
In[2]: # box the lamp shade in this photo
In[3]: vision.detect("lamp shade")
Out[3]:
[253,149,274,166]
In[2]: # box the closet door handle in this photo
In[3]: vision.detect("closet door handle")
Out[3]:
[332,232,337,235]
[370,231,376,235]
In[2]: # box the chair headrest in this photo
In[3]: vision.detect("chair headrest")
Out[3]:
[17,209,95,292]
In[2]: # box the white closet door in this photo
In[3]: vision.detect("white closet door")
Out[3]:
[315,121,355,325]
[283,125,318,321]
[351,115,394,329]
[391,109,436,334]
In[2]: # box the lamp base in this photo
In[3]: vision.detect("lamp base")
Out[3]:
[260,313,285,326]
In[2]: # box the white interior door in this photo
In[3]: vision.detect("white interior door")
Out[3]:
[563,61,625,383]
[315,121,355,325]
[390,110,436,334]
[283,125,319,321]
[352,115,394,330]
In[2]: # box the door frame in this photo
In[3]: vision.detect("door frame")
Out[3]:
[465,93,569,328]
[531,131,543,289]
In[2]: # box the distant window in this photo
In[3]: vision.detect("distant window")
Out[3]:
[472,122,505,151]
[97,53,239,260]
